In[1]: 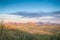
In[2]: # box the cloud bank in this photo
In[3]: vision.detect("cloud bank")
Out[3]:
[0,11,60,24]
[0,13,58,23]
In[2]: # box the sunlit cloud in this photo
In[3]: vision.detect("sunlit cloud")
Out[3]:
[0,14,57,23]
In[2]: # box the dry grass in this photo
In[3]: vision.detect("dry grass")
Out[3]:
[0,23,60,40]
[4,24,60,35]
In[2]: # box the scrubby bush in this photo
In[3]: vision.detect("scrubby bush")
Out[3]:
[0,22,60,40]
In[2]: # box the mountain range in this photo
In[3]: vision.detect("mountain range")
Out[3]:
[0,11,60,34]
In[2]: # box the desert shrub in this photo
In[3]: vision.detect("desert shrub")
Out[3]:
[0,23,60,40]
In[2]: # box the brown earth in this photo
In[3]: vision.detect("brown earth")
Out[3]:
[3,22,60,35]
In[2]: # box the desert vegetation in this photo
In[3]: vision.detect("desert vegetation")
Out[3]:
[0,21,60,40]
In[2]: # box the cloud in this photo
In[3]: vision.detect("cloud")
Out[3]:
[0,14,55,23]
[7,12,51,18]
[0,11,60,24]
[39,16,54,19]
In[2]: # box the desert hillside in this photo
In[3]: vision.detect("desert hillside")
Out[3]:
[0,22,60,40]
[4,22,60,35]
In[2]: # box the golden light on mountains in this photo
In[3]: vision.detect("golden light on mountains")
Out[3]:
[0,13,60,35]
[2,21,60,35]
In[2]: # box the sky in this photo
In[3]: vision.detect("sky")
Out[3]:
[0,0,60,23]
[0,0,60,13]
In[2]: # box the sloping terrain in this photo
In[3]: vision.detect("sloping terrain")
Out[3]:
[0,24,60,40]
[4,23,60,35]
